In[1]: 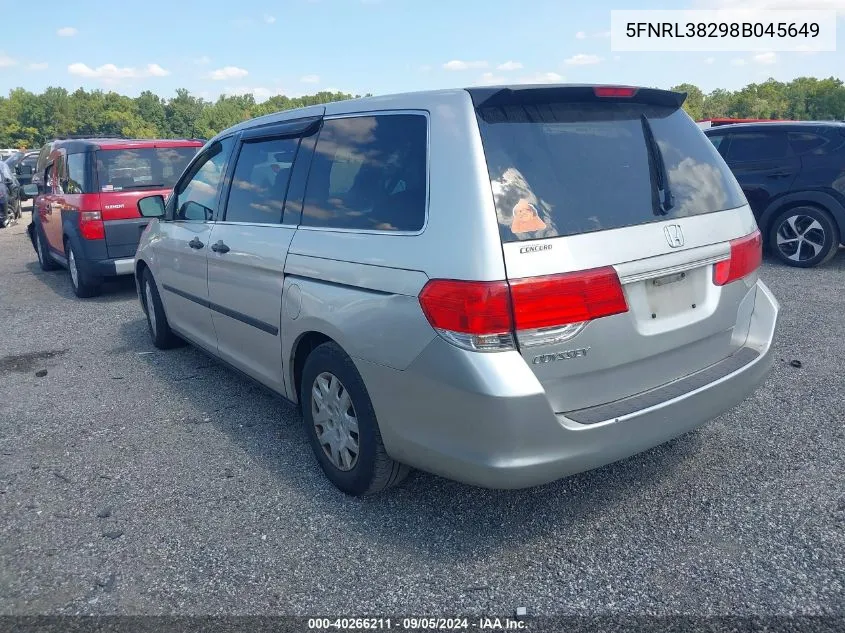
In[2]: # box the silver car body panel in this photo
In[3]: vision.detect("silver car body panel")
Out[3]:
[135,86,780,489]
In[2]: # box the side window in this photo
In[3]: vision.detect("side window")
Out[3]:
[726,132,790,162]
[706,134,729,158]
[54,155,67,194]
[43,162,55,193]
[173,136,234,222]
[788,132,828,155]
[301,114,428,232]
[224,136,300,224]
[65,153,87,194]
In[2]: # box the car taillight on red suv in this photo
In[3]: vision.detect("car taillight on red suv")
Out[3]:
[713,229,762,286]
[79,210,105,240]
[418,266,629,352]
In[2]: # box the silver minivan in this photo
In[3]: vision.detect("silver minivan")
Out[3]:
[134,84,780,496]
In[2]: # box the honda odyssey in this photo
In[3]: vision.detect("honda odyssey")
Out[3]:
[133,85,780,495]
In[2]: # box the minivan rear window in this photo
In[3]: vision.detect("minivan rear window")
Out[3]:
[476,102,747,242]
[95,147,197,192]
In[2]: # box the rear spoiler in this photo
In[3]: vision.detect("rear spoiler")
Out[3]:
[467,85,687,110]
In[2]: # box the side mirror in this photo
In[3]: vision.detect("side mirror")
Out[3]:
[21,184,39,200]
[18,165,34,176]
[138,194,166,218]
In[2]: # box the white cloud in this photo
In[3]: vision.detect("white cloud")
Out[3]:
[497,61,523,71]
[753,51,778,64]
[564,54,602,66]
[57,26,78,37]
[208,66,249,80]
[575,31,587,39]
[518,72,564,84]
[226,85,282,101]
[264,15,276,23]
[475,72,507,86]
[28,62,49,71]
[730,58,748,66]
[68,62,172,80]
[442,60,488,71]
[146,63,171,77]
[704,56,716,64]
[0,52,17,68]
[194,56,211,65]
[300,74,320,83]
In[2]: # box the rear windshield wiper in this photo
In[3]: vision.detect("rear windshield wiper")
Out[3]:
[640,114,673,216]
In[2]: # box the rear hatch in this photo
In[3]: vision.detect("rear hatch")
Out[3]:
[471,85,760,413]
[95,145,198,258]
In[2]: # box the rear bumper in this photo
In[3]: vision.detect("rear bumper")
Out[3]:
[81,256,135,278]
[356,280,780,489]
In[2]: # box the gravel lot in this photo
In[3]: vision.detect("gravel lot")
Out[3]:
[1,212,843,618]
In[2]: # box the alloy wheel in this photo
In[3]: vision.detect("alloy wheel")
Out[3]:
[775,214,826,263]
[68,247,79,288]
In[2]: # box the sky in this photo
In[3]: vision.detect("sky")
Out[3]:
[0,0,844,101]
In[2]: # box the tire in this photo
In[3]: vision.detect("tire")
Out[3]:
[35,227,59,271]
[768,205,840,268]
[141,268,183,349]
[0,203,10,228]
[300,342,410,496]
[65,239,101,298]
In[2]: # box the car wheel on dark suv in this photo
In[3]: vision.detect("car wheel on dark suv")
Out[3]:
[768,205,840,268]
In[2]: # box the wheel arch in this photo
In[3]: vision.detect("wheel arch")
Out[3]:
[760,191,845,243]
[289,330,338,408]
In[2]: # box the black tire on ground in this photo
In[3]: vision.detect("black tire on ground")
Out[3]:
[768,205,840,268]
[141,268,183,349]
[0,203,11,228]
[300,341,410,496]
[65,239,101,298]
[35,227,59,271]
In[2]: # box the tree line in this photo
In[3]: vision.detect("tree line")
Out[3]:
[0,87,368,149]
[1,76,844,150]
[672,76,845,122]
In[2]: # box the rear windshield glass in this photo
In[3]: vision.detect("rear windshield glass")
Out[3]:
[476,102,747,242]
[95,147,197,192]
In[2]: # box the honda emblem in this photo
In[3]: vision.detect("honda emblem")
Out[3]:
[664,224,684,248]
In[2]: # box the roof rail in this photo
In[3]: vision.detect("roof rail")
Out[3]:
[52,134,131,140]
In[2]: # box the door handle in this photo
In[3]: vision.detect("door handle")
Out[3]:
[211,240,230,254]
[188,237,204,249]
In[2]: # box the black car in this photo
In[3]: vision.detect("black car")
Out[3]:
[0,161,21,228]
[4,150,39,189]
[705,121,845,267]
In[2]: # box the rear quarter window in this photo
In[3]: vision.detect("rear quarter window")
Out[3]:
[301,113,428,232]
[477,102,747,242]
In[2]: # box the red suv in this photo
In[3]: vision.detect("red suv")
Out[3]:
[26,137,203,297]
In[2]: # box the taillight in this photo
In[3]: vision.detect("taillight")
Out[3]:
[713,230,762,286]
[79,210,105,240]
[594,86,638,98]
[418,280,515,351]
[418,266,629,352]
